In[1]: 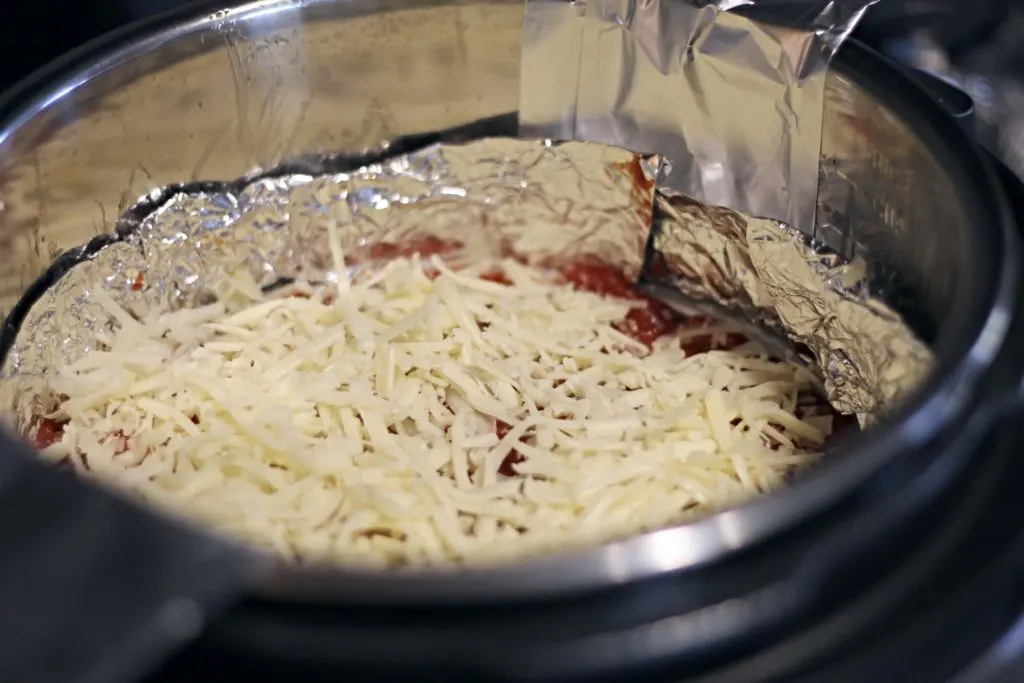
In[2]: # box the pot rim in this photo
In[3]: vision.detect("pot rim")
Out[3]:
[0,0,1017,604]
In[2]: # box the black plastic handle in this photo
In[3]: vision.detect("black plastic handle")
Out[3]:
[878,51,975,133]
[903,67,974,131]
[0,433,265,683]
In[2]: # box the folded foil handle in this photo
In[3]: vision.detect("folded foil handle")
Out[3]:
[0,430,265,683]
[519,0,881,236]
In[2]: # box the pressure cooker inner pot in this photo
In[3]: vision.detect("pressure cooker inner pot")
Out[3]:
[0,0,1003,579]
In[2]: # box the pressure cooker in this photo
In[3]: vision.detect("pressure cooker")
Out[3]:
[2,1,1024,682]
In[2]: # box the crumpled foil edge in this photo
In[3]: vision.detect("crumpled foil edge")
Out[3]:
[645,189,931,419]
[0,131,931,430]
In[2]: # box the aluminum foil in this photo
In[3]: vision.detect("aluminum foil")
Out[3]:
[0,139,657,425]
[645,191,932,416]
[1,134,930,428]
[520,0,880,235]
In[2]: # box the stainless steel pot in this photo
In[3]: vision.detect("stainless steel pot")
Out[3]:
[2,1,1024,681]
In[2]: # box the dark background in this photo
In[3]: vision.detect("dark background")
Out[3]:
[0,1,183,90]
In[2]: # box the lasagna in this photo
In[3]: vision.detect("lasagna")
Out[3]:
[23,240,837,566]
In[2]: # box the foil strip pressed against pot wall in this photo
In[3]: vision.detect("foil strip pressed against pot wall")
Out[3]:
[0,0,933,437]
[519,0,880,235]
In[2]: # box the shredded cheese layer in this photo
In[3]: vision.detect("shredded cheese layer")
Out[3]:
[33,256,829,566]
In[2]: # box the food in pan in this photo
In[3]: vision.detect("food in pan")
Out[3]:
[22,238,839,566]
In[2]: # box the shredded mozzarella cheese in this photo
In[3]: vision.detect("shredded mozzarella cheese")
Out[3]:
[29,256,829,567]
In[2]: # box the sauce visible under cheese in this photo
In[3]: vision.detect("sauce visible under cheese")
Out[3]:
[23,252,836,567]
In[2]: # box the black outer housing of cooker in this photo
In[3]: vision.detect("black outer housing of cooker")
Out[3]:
[138,50,1024,683]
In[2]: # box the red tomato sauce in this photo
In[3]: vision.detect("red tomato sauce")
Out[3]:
[560,261,642,301]
[480,270,514,286]
[495,420,527,476]
[366,236,463,261]
[26,418,135,462]
[30,417,67,450]
[608,157,656,226]
[557,260,743,353]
